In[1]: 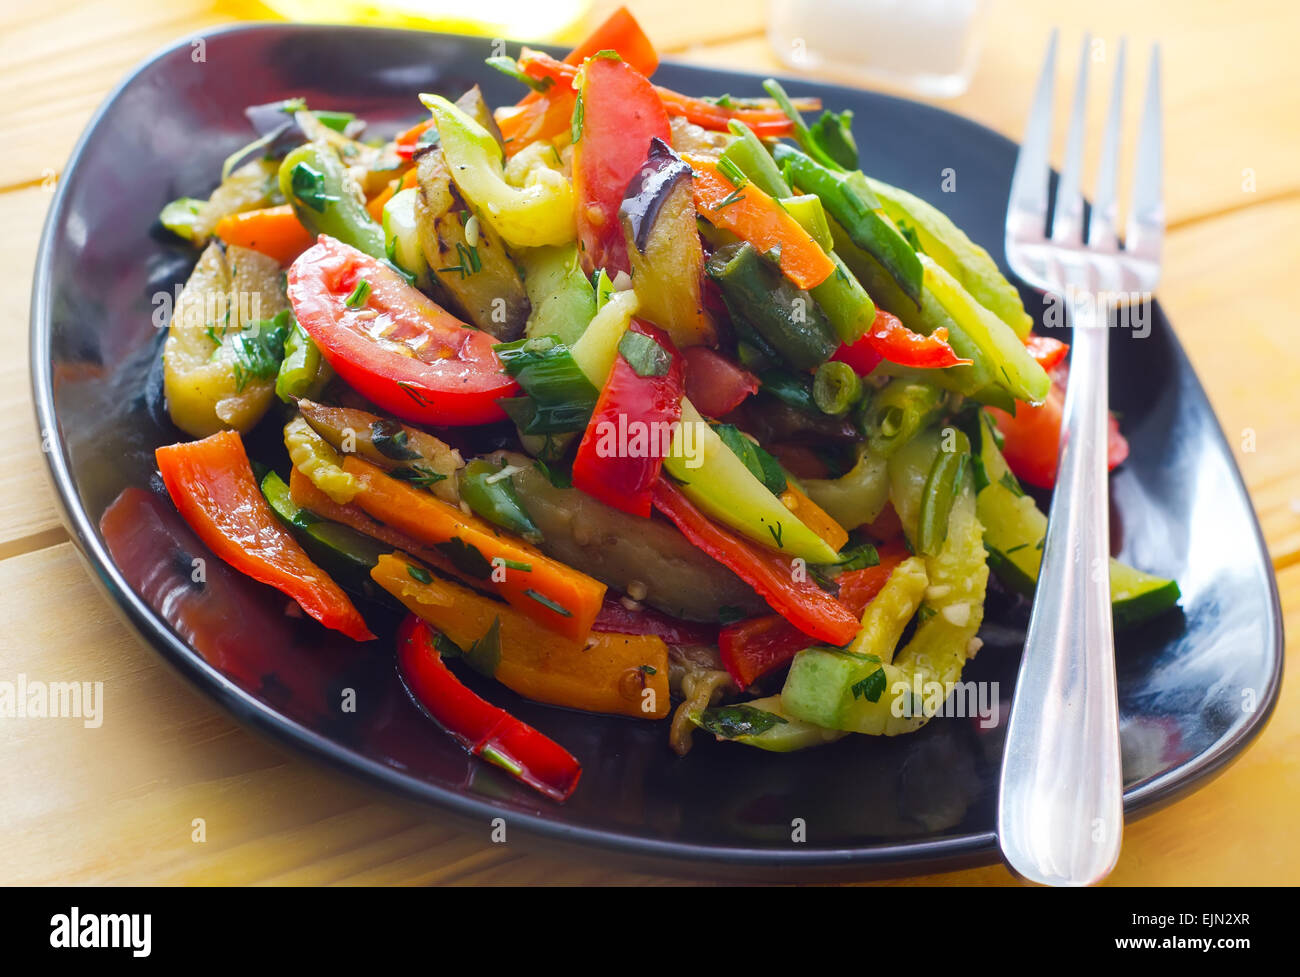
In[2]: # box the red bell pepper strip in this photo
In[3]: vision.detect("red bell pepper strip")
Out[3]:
[571,55,671,276]
[833,308,970,373]
[1024,332,1068,371]
[592,597,719,646]
[572,319,684,517]
[685,152,836,291]
[155,430,374,642]
[497,7,659,156]
[394,118,433,160]
[651,477,860,646]
[719,543,908,688]
[287,235,517,426]
[682,346,759,418]
[987,362,1128,490]
[397,615,581,802]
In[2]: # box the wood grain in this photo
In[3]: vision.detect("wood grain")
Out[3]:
[3,0,1297,884]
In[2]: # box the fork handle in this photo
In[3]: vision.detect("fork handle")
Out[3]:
[996,292,1123,886]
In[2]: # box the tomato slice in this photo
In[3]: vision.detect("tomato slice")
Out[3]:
[682,346,759,418]
[571,55,671,277]
[988,363,1129,489]
[1024,332,1068,371]
[287,236,516,426]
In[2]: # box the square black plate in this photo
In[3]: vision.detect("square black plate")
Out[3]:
[30,23,1283,880]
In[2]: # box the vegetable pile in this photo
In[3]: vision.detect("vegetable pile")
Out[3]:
[152,7,1178,801]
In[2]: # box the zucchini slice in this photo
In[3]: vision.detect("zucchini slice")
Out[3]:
[974,412,1180,628]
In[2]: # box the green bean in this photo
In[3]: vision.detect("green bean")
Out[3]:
[706,242,837,370]
[813,360,862,416]
[864,378,946,458]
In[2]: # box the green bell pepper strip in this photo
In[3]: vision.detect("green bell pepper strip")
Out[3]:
[664,399,841,565]
[773,142,923,309]
[780,427,990,736]
[800,443,891,531]
[460,459,544,544]
[278,142,385,258]
[419,93,575,248]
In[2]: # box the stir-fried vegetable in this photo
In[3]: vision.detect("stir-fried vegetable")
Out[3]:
[149,6,1179,799]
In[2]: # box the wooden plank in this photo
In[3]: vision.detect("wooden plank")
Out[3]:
[2,188,67,554]
[670,0,1300,229]
[1158,198,1300,567]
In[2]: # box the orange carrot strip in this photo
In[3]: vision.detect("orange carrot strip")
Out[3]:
[684,153,836,290]
[213,205,314,266]
[341,457,605,642]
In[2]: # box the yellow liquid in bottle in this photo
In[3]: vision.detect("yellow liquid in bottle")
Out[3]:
[251,0,592,43]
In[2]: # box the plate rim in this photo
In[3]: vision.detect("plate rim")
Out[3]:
[29,20,1286,877]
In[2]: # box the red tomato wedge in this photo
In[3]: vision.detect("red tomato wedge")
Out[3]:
[682,345,760,418]
[988,363,1129,489]
[571,55,671,277]
[652,477,860,646]
[155,430,374,642]
[287,236,516,426]
[1024,332,1068,371]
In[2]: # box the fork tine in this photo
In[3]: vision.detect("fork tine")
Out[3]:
[1006,29,1058,245]
[1088,38,1127,250]
[1050,34,1092,244]
[1126,44,1164,268]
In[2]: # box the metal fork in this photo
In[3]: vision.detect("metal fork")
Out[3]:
[997,32,1163,886]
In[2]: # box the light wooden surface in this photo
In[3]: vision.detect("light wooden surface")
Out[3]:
[2,0,1297,884]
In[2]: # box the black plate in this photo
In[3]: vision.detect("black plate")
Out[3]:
[30,23,1283,880]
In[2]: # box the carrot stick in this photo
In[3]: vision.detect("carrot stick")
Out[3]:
[684,153,836,290]
[342,457,606,642]
[213,205,315,265]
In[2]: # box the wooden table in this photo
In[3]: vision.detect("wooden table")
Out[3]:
[2,0,1297,884]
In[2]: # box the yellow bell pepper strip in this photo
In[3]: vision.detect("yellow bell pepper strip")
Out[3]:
[155,431,374,642]
[418,93,574,248]
[343,456,605,642]
[684,152,835,291]
[283,415,359,505]
[663,398,841,564]
[397,615,582,801]
[213,205,315,266]
[373,554,669,719]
